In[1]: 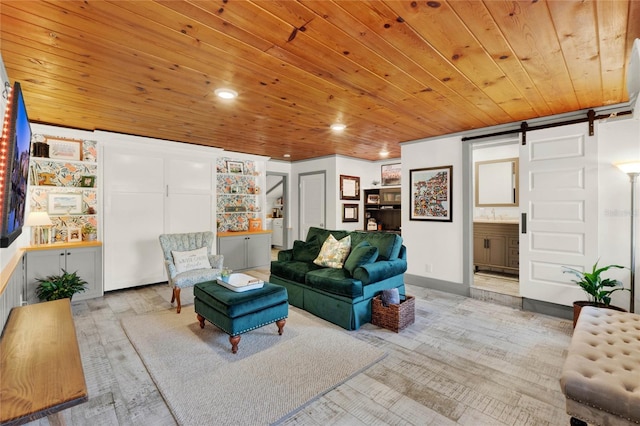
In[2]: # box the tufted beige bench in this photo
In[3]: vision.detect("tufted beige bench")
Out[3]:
[560,306,640,425]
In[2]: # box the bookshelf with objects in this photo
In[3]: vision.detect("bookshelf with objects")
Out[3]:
[28,135,98,243]
[25,134,102,302]
[363,187,401,233]
[216,156,271,271]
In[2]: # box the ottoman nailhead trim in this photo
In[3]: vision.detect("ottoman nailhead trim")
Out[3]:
[212,315,288,337]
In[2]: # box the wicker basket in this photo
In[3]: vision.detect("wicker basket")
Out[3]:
[371,295,415,332]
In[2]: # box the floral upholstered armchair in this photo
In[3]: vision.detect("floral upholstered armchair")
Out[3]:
[158,231,224,313]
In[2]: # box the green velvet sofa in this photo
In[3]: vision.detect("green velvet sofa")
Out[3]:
[269,227,407,330]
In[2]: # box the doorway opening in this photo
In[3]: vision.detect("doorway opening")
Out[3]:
[471,139,521,303]
[265,172,287,249]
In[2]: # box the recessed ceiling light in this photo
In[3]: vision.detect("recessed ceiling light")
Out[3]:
[283,154,291,158]
[380,150,389,157]
[215,88,238,99]
[330,123,346,131]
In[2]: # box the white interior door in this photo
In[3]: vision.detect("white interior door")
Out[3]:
[299,172,325,240]
[519,123,598,306]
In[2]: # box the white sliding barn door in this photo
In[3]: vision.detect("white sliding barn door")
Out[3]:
[519,123,598,306]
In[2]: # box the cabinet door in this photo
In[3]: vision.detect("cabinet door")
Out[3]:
[486,236,507,267]
[473,235,487,265]
[25,250,64,304]
[66,247,103,301]
[246,234,271,269]
[272,219,283,246]
[218,236,246,271]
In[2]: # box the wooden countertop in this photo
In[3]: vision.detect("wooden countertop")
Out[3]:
[0,299,88,425]
[23,241,103,252]
[217,230,272,237]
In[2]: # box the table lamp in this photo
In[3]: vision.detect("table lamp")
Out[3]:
[25,211,53,245]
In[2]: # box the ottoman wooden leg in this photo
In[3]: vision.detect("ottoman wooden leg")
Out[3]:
[197,313,205,329]
[276,319,286,335]
[229,335,241,354]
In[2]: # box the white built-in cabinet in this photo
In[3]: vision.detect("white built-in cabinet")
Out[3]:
[102,137,219,290]
[25,243,103,303]
[217,232,272,271]
[272,218,284,247]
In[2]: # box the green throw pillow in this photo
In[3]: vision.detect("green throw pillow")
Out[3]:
[292,237,321,262]
[344,241,379,276]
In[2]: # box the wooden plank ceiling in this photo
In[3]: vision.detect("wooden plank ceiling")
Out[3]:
[1,0,639,161]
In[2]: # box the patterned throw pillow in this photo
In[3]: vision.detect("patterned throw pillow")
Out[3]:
[313,234,351,269]
[172,246,211,274]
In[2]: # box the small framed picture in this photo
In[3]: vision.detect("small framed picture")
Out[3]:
[367,194,380,204]
[381,163,401,186]
[226,161,244,174]
[48,193,83,215]
[342,204,359,222]
[46,137,83,161]
[340,175,360,200]
[67,227,82,243]
[79,175,95,188]
[230,184,242,194]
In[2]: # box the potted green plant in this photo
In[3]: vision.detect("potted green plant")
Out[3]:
[82,223,97,241]
[562,261,629,327]
[35,269,88,301]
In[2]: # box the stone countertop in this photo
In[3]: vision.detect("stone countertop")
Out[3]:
[473,219,519,224]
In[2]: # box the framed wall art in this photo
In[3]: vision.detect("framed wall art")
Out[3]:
[226,160,244,174]
[342,204,359,222]
[340,175,360,200]
[67,226,82,243]
[48,192,83,215]
[409,165,453,222]
[47,137,83,161]
[79,175,95,188]
[381,163,401,186]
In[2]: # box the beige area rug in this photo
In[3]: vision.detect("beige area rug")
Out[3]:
[121,305,386,425]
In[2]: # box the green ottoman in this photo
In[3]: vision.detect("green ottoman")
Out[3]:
[194,281,288,353]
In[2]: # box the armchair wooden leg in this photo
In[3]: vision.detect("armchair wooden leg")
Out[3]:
[170,288,176,304]
[174,288,181,314]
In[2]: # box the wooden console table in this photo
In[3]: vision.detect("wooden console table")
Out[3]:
[0,299,87,425]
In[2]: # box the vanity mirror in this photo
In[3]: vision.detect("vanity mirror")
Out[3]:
[475,158,519,207]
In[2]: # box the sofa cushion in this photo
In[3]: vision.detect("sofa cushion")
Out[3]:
[313,234,351,268]
[344,241,379,276]
[172,246,211,273]
[305,268,363,298]
[270,260,322,283]
[306,227,350,245]
[292,237,321,262]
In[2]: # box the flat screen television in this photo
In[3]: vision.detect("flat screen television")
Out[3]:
[0,82,32,248]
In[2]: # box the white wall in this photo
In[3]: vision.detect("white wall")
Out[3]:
[288,155,401,240]
[597,117,640,310]
[402,135,464,284]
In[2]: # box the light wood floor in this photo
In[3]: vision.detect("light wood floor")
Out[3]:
[27,270,573,426]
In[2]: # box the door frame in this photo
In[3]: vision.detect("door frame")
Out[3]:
[266,171,288,248]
